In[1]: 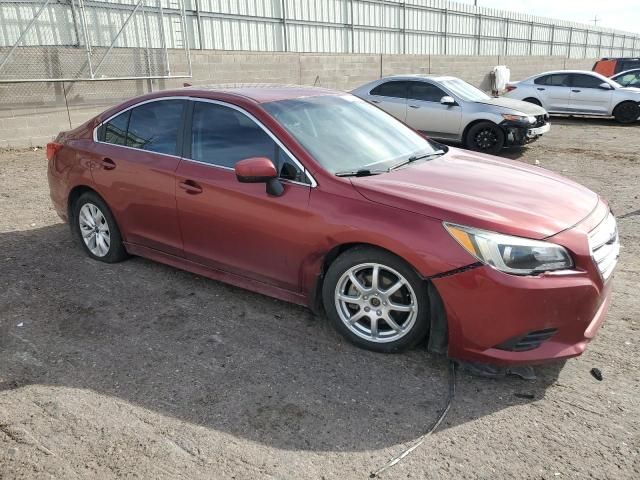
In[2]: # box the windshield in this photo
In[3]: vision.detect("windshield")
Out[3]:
[440,78,491,102]
[263,95,440,174]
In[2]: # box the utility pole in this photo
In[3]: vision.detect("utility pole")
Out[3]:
[592,15,600,26]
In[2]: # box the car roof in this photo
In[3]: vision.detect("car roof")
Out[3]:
[531,70,605,76]
[378,74,459,82]
[178,84,342,104]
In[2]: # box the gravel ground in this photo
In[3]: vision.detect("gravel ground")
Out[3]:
[0,117,639,479]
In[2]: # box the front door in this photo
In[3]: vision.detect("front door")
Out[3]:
[405,80,462,140]
[90,99,186,257]
[175,100,312,291]
[569,73,613,115]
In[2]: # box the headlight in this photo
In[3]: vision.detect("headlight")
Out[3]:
[501,113,536,124]
[444,223,573,275]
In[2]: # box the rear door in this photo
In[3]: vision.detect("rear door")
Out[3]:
[365,81,409,121]
[569,73,612,115]
[405,80,462,139]
[175,100,312,291]
[92,99,186,256]
[533,74,571,112]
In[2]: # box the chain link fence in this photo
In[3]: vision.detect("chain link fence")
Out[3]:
[0,0,192,82]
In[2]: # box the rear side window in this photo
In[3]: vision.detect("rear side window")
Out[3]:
[126,100,185,155]
[97,111,130,145]
[190,102,308,183]
[370,81,409,99]
[570,74,605,89]
[534,74,570,86]
[97,100,185,155]
[407,82,446,102]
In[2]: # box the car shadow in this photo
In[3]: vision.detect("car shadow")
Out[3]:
[0,224,565,452]
[549,115,638,127]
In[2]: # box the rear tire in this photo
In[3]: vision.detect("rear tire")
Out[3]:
[523,97,542,106]
[613,101,640,124]
[322,246,430,353]
[464,121,505,154]
[72,192,128,263]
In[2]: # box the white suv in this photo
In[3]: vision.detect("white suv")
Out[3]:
[504,70,640,124]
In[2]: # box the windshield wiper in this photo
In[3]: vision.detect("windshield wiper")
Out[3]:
[335,169,385,177]
[388,150,445,171]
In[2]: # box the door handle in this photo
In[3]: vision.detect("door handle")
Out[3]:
[178,180,203,195]
[370,99,380,104]
[572,89,581,93]
[409,105,420,109]
[101,158,116,170]
[536,87,546,91]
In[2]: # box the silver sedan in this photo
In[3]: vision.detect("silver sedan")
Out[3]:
[352,75,549,154]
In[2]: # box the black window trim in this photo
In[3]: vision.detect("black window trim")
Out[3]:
[93,96,317,188]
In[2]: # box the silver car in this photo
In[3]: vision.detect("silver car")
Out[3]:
[504,70,640,124]
[352,75,550,154]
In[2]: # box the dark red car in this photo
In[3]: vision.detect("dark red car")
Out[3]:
[47,86,619,365]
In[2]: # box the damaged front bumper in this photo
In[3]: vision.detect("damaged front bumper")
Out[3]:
[501,116,551,146]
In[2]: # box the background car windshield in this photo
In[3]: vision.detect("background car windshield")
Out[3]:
[439,78,490,102]
[263,95,439,173]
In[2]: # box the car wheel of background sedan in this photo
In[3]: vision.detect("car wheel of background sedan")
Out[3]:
[523,97,542,106]
[612,101,640,124]
[73,192,128,263]
[322,246,430,353]
[465,121,505,154]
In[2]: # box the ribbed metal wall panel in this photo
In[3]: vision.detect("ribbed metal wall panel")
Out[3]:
[2,0,639,58]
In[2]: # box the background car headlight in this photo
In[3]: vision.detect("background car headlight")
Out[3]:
[501,113,534,123]
[444,223,573,275]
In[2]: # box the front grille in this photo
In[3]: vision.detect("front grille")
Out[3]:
[533,114,548,127]
[495,328,558,352]
[589,211,620,281]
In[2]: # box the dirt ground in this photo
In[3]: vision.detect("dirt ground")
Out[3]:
[1,117,639,479]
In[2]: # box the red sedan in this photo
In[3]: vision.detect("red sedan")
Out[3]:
[47,86,619,365]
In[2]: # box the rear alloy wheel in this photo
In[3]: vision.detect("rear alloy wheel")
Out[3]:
[465,121,505,154]
[322,247,429,353]
[613,101,640,124]
[73,192,128,263]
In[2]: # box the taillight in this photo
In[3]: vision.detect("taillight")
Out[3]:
[505,85,517,92]
[46,142,62,161]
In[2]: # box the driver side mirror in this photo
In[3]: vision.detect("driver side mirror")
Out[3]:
[440,95,457,106]
[234,157,284,197]
[598,82,613,90]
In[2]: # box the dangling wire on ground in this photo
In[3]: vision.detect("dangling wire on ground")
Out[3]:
[369,361,457,478]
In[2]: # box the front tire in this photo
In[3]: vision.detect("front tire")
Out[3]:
[72,192,128,263]
[464,121,505,154]
[322,247,430,353]
[613,101,640,124]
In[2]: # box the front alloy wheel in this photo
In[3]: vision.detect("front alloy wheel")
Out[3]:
[322,247,430,353]
[465,121,505,154]
[335,263,418,343]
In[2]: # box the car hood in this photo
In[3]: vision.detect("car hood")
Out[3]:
[475,96,547,115]
[351,148,598,239]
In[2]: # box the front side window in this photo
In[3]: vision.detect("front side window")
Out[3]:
[263,95,442,174]
[126,100,185,155]
[190,102,307,183]
[369,81,409,99]
[571,74,607,89]
[408,81,447,102]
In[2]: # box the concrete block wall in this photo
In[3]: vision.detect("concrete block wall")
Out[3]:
[0,48,601,148]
